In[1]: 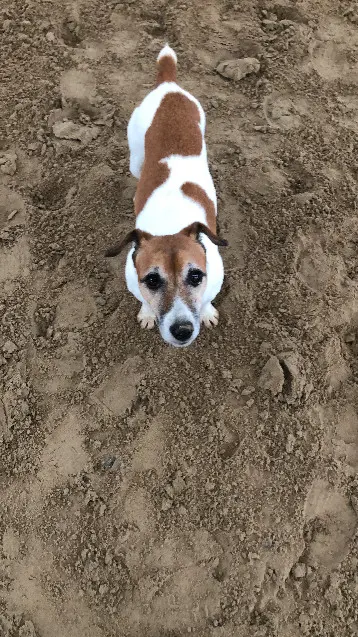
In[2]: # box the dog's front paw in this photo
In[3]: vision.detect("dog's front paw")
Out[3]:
[137,304,156,330]
[201,303,219,328]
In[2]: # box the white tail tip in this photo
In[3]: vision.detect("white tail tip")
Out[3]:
[157,44,177,64]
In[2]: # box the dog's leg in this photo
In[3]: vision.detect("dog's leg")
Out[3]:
[200,303,219,327]
[199,239,224,328]
[127,107,145,179]
[137,303,156,329]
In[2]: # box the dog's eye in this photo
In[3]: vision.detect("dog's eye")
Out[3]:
[143,272,163,290]
[187,269,204,287]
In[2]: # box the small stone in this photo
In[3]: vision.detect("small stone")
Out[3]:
[1,152,17,168]
[345,332,355,344]
[241,386,255,396]
[286,433,296,453]
[292,563,306,579]
[161,498,173,511]
[49,242,61,251]
[172,472,186,494]
[1,161,16,176]
[259,341,272,355]
[104,550,113,565]
[52,121,100,145]
[7,209,19,221]
[280,19,295,27]
[279,351,305,402]
[229,378,243,392]
[65,186,77,204]
[253,125,267,132]
[165,484,174,498]
[262,18,278,29]
[28,142,40,152]
[3,340,17,356]
[121,186,134,201]
[351,495,358,515]
[258,356,284,395]
[216,57,260,81]
[46,31,55,42]
[205,480,215,492]
[19,621,37,637]
[109,458,121,472]
[101,455,116,470]
[20,401,30,417]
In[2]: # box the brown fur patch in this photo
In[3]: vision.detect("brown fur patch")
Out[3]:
[181,182,217,233]
[135,93,203,216]
[135,233,206,315]
[156,55,177,86]
[134,162,170,218]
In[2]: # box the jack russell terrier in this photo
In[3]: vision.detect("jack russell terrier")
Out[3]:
[105,45,228,347]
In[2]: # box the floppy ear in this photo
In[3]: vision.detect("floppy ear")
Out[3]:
[104,229,152,257]
[182,222,228,247]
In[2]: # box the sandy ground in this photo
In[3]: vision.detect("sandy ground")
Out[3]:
[1,0,358,635]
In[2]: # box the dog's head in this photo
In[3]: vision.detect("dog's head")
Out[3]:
[105,222,227,347]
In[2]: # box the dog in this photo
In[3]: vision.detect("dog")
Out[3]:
[105,45,227,347]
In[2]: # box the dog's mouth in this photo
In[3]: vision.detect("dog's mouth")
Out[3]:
[168,336,197,348]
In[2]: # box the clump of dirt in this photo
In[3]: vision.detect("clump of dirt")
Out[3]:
[1,0,358,636]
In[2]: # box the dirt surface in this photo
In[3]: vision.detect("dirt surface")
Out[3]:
[1,0,358,635]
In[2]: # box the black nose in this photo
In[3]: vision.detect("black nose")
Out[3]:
[170,321,194,342]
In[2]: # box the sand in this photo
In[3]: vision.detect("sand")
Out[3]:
[1,0,358,635]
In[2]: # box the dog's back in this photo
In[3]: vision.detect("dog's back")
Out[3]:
[127,46,214,232]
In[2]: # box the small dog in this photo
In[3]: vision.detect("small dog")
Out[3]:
[106,45,227,347]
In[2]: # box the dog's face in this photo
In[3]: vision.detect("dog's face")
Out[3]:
[135,232,207,346]
[105,222,227,347]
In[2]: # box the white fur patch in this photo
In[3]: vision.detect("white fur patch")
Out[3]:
[125,248,144,303]
[160,298,199,347]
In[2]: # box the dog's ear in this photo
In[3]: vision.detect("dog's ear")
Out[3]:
[181,222,228,247]
[105,229,152,257]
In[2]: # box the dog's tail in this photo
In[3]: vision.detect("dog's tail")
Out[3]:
[156,44,177,86]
